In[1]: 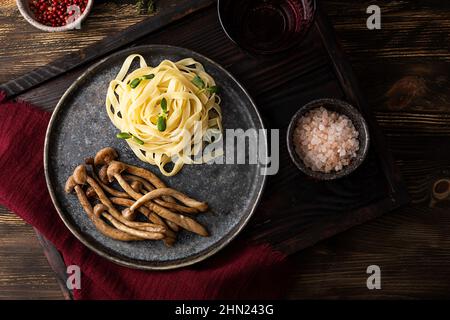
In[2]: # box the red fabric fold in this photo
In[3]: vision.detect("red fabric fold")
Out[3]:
[0,92,292,300]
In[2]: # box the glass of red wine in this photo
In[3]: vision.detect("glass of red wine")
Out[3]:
[218,0,316,55]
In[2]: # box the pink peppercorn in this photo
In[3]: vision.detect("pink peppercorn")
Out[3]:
[29,0,88,27]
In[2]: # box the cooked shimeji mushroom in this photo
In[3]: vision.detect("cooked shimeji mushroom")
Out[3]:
[65,147,210,245]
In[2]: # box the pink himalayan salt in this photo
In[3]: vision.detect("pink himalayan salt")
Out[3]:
[293,107,359,173]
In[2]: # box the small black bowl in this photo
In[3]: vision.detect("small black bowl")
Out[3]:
[287,98,370,180]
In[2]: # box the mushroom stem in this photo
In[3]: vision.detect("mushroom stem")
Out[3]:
[164,220,180,233]
[125,163,167,189]
[126,178,180,231]
[130,180,144,194]
[107,166,208,236]
[94,204,165,240]
[148,202,208,237]
[65,176,142,241]
[86,190,175,239]
[124,174,155,192]
[97,177,129,199]
[127,174,201,214]
[155,200,201,214]
[110,197,158,223]
[110,197,177,240]
[113,160,175,204]
[74,165,158,230]
[130,188,208,213]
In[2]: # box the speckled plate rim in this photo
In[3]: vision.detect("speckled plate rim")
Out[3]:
[44,45,267,270]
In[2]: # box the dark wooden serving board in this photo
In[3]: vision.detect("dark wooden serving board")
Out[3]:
[4,0,409,298]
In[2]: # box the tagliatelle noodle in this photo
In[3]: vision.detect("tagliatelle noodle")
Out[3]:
[106,54,223,176]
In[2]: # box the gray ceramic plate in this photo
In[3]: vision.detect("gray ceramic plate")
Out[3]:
[44,45,267,270]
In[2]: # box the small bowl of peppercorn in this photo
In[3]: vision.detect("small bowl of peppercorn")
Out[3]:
[17,0,93,32]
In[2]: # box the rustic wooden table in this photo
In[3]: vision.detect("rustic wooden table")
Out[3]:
[1,0,449,299]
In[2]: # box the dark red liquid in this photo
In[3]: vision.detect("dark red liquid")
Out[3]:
[220,0,315,54]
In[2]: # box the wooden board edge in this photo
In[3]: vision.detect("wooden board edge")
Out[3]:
[34,228,73,300]
[270,196,409,255]
[0,0,215,98]
[314,4,411,206]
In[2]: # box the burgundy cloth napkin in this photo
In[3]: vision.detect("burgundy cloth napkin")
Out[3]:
[0,91,292,299]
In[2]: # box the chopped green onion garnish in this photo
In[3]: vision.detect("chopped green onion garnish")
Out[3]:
[192,75,205,89]
[132,136,145,145]
[129,78,142,88]
[117,132,144,145]
[161,97,167,113]
[157,116,166,132]
[206,86,218,94]
[143,74,155,80]
[116,132,132,139]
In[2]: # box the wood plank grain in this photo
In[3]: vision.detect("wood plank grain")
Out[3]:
[35,230,72,300]
[0,2,145,83]
[0,0,215,97]
[288,204,450,299]
[1,0,450,300]
[322,0,450,62]
[0,205,64,300]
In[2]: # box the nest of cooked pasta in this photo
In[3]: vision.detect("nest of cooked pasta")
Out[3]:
[106,54,222,176]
